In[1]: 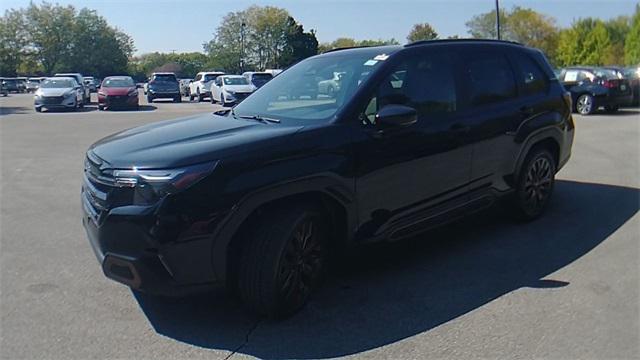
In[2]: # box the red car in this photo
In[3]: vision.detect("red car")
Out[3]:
[98,76,139,110]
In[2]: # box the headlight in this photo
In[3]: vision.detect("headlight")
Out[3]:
[111,161,218,204]
[34,90,43,98]
[98,91,107,96]
[64,90,75,97]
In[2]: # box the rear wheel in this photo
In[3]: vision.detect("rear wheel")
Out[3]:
[576,94,595,115]
[237,205,328,318]
[35,107,42,112]
[147,95,154,103]
[174,95,182,103]
[510,148,556,221]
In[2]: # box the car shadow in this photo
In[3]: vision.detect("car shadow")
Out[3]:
[102,105,157,112]
[134,180,639,358]
[0,105,31,116]
[589,107,640,116]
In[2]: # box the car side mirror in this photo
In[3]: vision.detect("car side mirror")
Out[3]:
[376,104,417,128]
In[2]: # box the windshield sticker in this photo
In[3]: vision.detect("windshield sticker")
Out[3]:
[364,59,378,66]
[373,54,389,61]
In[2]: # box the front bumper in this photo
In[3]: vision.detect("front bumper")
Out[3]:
[98,94,138,108]
[148,90,180,99]
[34,95,76,109]
[81,184,221,295]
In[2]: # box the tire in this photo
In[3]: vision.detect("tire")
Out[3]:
[604,105,619,113]
[237,204,328,318]
[147,95,154,103]
[78,98,84,109]
[98,105,104,111]
[198,90,204,102]
[576,94,595,115]
[174,95,182,103]
[35,107,41,112]
[510,147,556,221]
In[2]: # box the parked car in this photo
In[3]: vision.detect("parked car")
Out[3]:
[84,76,97,92]
[559,66,633,114]
[82,40,574,318]
[26,77,43,92]
[242,71,273,89]
[210,75,255,105]
[97,76,139,110]
[264,69,283,77]
[53,73,91,105]
[146,72,181,103]
[0,79,8,96]
[189,71,225,101]
[34,77,84,112]
[3,78,22,93]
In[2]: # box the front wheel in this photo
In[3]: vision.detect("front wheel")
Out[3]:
[237,205,328,318]
[147,95,154,103]
[174,95,182,103]
[576,94,595,115]
[510,148,556,221]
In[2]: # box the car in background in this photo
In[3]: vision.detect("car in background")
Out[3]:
[26,77,43,92]
[34,77,84,112]
[146,72,181,103]
[84,77,97,92]
[97,76,139,111]
[53,73,91,105]
[559,66,633,115]
[189,71,225,101]
[210,75,255,106]
[2,78,22,93]
[264,69,283,77]
[242,71,273,89]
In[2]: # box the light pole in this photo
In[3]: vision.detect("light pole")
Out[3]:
[495,0,501,40]
[240,21,246,72]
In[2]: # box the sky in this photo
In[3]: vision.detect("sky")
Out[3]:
[1,0,637,55]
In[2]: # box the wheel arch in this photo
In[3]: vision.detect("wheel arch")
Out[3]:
[512,128,562,185]
[211,176,356,283]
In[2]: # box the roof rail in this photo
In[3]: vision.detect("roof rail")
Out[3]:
[404,38,523,47]
[322,45,378,54]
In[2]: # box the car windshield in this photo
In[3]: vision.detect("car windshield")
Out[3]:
[233,51,387,122]
[29,79,41,83]
[250,73,273,86]
[153,74,177,82]
[223,77,249,85]
[103,78,135,87]
[41,79,75,88]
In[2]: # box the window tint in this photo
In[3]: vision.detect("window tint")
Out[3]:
[466,53,516,106]
[513,53,548,96]
[363,51,457,124]
[153,74,177,82]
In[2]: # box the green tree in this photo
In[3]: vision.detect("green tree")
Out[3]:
[24,2,76,74]
[465,8,508,39]
[318,37,398,53]
[407,23,438,42]
[556,18,615,66]
[0,9,28,76]
[280,17,318,68]
[625,4,640,65]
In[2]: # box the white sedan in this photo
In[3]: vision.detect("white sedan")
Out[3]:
[210,75,256,106]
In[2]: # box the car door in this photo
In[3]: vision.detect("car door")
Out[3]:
[455,47,522,194]
[191,74,202,94]
[212,77,222,101]
[352,47,473,241]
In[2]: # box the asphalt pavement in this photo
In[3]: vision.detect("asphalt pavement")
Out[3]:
[1,92,639,359]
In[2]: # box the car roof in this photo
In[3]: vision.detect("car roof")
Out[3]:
[153,72,176,75]
[199,71,225,75]
[221,75,244,78]
[46,76,75,81]
[104,76,132,80]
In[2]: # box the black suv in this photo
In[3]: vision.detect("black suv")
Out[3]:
[82,40,574,317]
[146,72,181,103]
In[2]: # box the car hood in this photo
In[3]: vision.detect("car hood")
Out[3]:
[101,87,136,96]
[224,84,255,93]
[39,88,73,96]
[89,113,303,169]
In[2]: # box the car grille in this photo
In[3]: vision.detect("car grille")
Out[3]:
[82,154,116,224]
[41,96,65,104]
[234,92,251,101]
[106,95,130,105]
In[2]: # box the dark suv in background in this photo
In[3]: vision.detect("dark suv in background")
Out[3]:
[146,72,181,103]
[559,66,633,115]
[82,40,574,318]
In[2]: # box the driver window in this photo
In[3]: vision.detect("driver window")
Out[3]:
[361,51,457,125]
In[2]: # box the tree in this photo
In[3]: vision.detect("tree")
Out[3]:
[0,9,29,76]
[625,4,640,65]
[280,17,318,68]
[318,37,399,53]
[466,6,558,63]
[556,18,616,66]
[407,23,438,42]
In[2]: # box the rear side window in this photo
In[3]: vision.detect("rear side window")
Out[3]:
[466,53,517,106]
[513,52,548,96]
